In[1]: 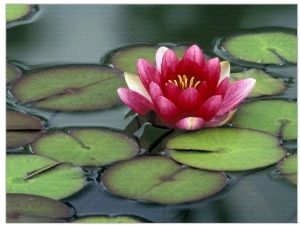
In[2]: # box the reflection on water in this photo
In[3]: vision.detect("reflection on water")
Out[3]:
[6,4,297,223]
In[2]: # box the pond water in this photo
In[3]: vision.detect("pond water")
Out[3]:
[6,4,297,223]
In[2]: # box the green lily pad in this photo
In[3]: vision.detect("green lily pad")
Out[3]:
[110,45,188,74]
[10,65,126,111]
[6,154,86,199]
[6,63,22,84]
[167,128,286,171]
[7,193,71,223]
[230,69,286,98]
[102,156,227,204]
[32,128,139,166]
[233,100,297,140]
[278,154,297,185]
[219,31,297,65]
[6,4,33,22]
[72,215,146,223]
[6,110,45,148]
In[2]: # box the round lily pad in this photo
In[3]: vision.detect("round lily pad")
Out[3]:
[7,63,22,84]
[6,4,33,22]
[167,128,286,171]
[215,30,297,65]
[109,45,188,74]
[233,100,297,140]
[230,69,286,98]
[6,154,86,199]
[102,156,227,204]
[72,215,146,223]
[6,110,45,148]
[32,128,139,166]
[278,154,297,185]
[10,65,126,111]
[7,193,72,223]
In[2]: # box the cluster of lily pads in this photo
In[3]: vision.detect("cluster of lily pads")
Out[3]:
[6,5,297,223]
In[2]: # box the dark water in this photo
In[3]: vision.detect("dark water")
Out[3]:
[6,5,297,223]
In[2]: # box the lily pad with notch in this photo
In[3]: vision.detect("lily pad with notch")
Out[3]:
[109,45,188,74]
[233,100,297,140]
[6,110,45,148]
[7,193,72,223]
[10,65,126,111]
[278,154,297,185]
[167,128,286,171]
[7,63,22,84]
[32,128,139,166]
[102,156,227,204]
[230,69,286,98]
[6,154,86,199]
[215,30,297,65]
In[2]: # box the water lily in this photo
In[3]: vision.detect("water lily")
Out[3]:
[118,45,256,130]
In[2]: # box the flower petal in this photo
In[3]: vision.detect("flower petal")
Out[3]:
[149,82,164,101]
[161,49,179,83]
[196,95,222,121]
[181,45,205,67]
[218,61,230,84]
[204,57,220,96]
[177,88,202,111]
[124,72,151,101]
[215,76,229,99]
[204,109,237,127]
[155,46,169,73]
[164,82,181,104]
[175,117,205,130]
[153,96,182,123]
[217,78,256,115]
[117,88,154,115]
[137,59,160,90]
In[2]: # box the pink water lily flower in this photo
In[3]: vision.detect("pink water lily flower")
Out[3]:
[118,45,256,130]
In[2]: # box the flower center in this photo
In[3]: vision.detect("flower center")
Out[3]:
[168,75,201,90]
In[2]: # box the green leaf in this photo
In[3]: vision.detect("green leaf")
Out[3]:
[6,110,45,148]
[10,65,126,111]
[6,63,22,84]
[7,193,71,223]
[167,128,286,171]
[6,154,86,199]
[102,156,227,204]
[72,215,146,223]
[233,100,297,140]
[110,45,188,74]
[278,154,297,185]
[219,31,297,65]
[6,4,32,22]
[32,128,139,166]
[230,69,286,98]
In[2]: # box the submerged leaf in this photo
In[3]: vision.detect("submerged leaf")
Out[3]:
[230,69,286,98]
[6,63,22,84]
[10,65,126,111]
[167,128,286,171]
[7,193,71,223]
[6,154,86,199]
[102,156,227,204]
[32,128,139,166]
[233,100,297,140]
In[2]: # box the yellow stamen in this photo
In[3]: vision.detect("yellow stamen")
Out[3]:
[166,75,201,90]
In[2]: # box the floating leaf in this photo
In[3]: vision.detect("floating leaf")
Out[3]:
[10,65,126,111]
[230,69,286,98]
[32,128,139,166]
[102,156,227,204]
[6,154,86,199]
[167,128,286,171]
[7,193,71,223]
[72,215,146,223]
[278,154,297,185]
[216,31,297,65]
[233,100,297,140]
[6,63,22,84]
[110,45,188,74]
[6,4,33,22]
[6,110,45,148]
